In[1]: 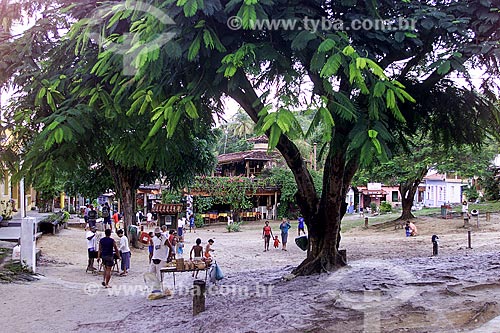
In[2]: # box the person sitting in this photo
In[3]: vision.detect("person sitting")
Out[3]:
[406,221,418,236]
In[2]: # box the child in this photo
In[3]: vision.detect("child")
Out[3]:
[177,237,184,257]
[273,236,280,249]
[190,238,203,278]
[148,231,154,264]
[204,239,215,261]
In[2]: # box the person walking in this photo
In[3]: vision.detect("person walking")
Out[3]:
[262,221,273,252]
[297,216,306,236]
[189,214,196,233]
[86,225,99,271]
[112,211,120,230]
[97,229,120,288]
[101,203,112,230]
[87,205,98,229]
[117,229,131,276]
[279,218,291,251]
[149,227,170,282]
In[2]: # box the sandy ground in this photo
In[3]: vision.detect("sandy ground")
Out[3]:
[2,213,500,333]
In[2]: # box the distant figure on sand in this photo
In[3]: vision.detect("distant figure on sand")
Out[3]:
[87,205,98,229]
[86,225,99,271]
[112,211,120,230]
[273,236,280,249]
[462,200,469,218]
[279,218,292,251]
[297,216,306,236]
[117,229,131,276]
[406,221,418,236]
[98,229,120,288]
[189,214,196,233]
[262,221,273,252]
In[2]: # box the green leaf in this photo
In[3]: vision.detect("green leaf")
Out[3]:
[203,29,214,49]
[368,129,378,139]
[268,124,282,149]
[386,89,396,109]
[437,60,451,75]
[291,31,316,51]
[237,4,257,29]
[35,87,46,106]
[317,39,336,53]
[371,137,382,154]
[320,53,342,78]
[356,57,367,69]
[373,82,386,97]
[188,34,202,61]
[54,127,64,143]
[149,117,164,137]
[342,45,356,56]
[185,100,199,118]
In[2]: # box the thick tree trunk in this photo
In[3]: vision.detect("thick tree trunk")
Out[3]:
[398,167,428,221]
[107,163,140,247]
[227,74,357,276]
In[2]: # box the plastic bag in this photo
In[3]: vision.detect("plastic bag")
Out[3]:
[215,263,224,281]
[295,236,308,251]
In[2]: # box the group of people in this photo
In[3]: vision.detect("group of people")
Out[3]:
[83,202,121,231]
[262,217,306,252]
[85,226,131,288]
[147,226,214,281]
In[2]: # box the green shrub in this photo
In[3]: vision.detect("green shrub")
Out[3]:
[370,202,377,213]
[62,211,70,222]
[226,222,241,232]
[379,201,392,213]
[194,215,204,228]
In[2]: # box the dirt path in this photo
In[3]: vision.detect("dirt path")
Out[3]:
[1,214,500,332]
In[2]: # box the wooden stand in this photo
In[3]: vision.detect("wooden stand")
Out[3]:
[193,280,206,316]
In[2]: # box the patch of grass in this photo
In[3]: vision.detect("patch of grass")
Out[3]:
[469,201,500,213]
[0,248,10,262]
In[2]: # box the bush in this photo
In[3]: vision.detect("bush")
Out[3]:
[370,202,377,213]
[194,215,204,228]
[379,201,392,213]
[226,222,241,232]
[463,186,479,202]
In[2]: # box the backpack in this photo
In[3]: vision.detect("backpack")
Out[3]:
[102,206,110,218]
[88,210,97,220]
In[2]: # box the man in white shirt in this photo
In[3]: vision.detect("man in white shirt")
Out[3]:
[149,227,171,282]
[117,229,131,276]
[86,226,99,272]
[146,212,153,227]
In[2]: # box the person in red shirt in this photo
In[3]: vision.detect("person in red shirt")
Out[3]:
[273,236,280,249]
[112,211,120,231]
[262,221,274,252]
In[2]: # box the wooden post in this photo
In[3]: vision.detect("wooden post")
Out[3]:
[364,217,368,228]
[467,229,472,249]
[193,280,206,316]
[486,212,491,222]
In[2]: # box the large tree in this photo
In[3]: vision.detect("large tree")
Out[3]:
[3,0,500,275]
[0,0,218,234]
[354,136,499,220]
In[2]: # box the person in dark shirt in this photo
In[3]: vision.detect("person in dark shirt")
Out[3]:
[98,229,120,288]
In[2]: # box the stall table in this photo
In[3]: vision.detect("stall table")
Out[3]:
[160,266,210,288]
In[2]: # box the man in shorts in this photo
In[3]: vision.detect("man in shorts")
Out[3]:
[86,225,99,271]
[98,229,120,288]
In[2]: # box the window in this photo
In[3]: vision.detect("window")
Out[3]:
[392,191,399,202]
